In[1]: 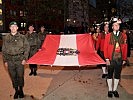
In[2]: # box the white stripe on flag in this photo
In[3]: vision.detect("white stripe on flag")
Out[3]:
[53,35,79,66]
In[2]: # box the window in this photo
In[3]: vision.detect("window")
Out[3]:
[10,10,13,15]
[24,11,27,16]
[0,9,2,15]
[20,11,23,16]
[21,23,23,27]
[0,20,3,26]
[0,0,2,4]
[10,10,16,16]
[20,11,27,16]
[21,23,26,28]
[11,0,16,5]
[13,11,16,16]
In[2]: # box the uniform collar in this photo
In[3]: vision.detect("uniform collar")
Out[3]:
[10,32,20,36]
[113,31,120,36]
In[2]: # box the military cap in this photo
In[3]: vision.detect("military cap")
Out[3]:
[9,21,18,26]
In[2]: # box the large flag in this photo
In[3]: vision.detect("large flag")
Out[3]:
[27,34,105,66]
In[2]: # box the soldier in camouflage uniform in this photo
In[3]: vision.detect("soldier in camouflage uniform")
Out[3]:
[2,21,30,99]
[25,24,41,76]
[38,25,47,47]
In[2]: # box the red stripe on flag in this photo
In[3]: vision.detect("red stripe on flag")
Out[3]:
[27,35,60,65]
[76,34,105,65]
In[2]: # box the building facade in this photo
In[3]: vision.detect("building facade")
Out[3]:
[0,0,4,32]
[67,0,89,27]
[1,0,65,32]
[0,0,118,33]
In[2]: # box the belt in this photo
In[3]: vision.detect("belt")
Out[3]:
[7,53,23,56]
[30,45,36,47]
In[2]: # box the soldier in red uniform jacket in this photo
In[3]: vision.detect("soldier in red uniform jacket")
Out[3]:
[104,18,127,98]
[96,23,109,78]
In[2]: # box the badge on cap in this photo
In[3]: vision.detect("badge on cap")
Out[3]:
[9,21,17,26]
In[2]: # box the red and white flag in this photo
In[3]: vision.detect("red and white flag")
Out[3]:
[27,34,105,66]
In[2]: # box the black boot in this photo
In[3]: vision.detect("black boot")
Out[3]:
[29,71,33,76]
[113,91,119,98]
[102,74,108,78]
[108,91,113,98]
[19,86,24,98]
[33,66,37,76]
[14,87,19,99]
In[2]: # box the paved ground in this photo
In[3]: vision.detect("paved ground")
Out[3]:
[0,51,133,100]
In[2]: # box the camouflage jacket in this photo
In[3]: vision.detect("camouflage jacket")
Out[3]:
[38,31,47,41]
[25,32,41,58]
[2,32,30,62]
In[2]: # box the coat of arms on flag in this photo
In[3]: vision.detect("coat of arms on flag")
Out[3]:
[27,34,105,66]
[57,48,80,56]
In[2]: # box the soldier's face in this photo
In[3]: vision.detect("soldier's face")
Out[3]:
[122,29,127,33]
[41,27,45,32]
[29,26,34,31]
[96,28,100,33]
[112,22,120,31]
[104,25,109,32]
[10,25,18,33]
